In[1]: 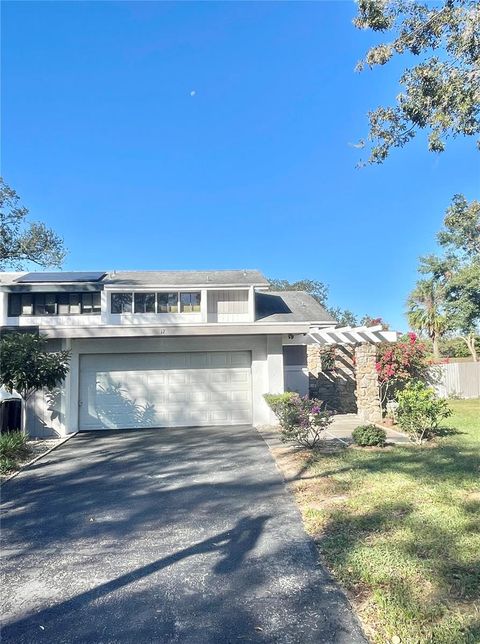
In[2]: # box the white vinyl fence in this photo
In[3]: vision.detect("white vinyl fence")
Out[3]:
[428,362,480,399]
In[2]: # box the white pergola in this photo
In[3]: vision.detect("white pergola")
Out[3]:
[309,324,398,346]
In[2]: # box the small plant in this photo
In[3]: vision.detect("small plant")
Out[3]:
[385,400,399,424]
[396,380,452,444]
[264,392,333,449]
[352,424,387,447]
[0,431,30,473]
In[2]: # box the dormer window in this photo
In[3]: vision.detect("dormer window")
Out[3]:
[134,293,156,313]
[111,293,132,314]
[157,293,178,313]
[8,292,101,316]
[180,292,201,313]
[109,291,201,314]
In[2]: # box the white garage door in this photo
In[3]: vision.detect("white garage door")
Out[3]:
[78,351,252,430]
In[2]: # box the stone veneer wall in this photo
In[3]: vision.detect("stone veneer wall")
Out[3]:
[354,343,382,422]
[307,343,381,421]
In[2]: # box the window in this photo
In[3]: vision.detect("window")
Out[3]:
[157,292,178,313]
[81,292,101,314]
[7,294,22,316]
[134,293,156,313]
[57,293,70,315]
[7,292,102,316]
[180,292,201,313]
[33,294,56,315]
[111,292,132,314]
[69,293,81,315]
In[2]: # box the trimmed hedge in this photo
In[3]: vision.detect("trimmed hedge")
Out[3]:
[352,424,387,447]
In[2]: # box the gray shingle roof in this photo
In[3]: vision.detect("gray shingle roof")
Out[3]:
[0,270,269,288]
[256,291,336,323]
[103,269,268,287]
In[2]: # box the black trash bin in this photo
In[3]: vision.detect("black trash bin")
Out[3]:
[0,399,23,433]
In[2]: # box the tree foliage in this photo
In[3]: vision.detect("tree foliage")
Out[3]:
[0,333,70,401]
[268,278,329,306]
[414,195,480,360]
[268,277,359,325]
[354,0,480,164]
[0,178,67,270]
[407,278,449,358]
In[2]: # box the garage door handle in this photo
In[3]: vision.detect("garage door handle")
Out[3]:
[78,401,83,407]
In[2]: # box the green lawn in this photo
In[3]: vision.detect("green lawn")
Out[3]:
[294,399,480,643]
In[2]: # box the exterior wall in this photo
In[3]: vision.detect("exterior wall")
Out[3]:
[2,288,255,328]
[207,290,249,323]
[307,345,356,413]
[26,334,285,437]
[307,343,380,419]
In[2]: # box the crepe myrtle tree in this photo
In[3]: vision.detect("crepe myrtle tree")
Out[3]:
[354,0,480,164]
[0,333,70,430]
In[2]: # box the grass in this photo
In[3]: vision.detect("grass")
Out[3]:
[290,399,480,643]
[0,431,31,474]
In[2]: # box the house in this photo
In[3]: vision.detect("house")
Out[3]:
[0,269,339,437]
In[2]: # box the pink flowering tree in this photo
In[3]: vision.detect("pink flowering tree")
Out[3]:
[376,333,431,407]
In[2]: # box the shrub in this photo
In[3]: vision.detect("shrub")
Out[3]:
[396,380,452,444]
[352,424,387,447]
[0,456,17,474]
[264,392,333,449]
[0,432,30,461]
[376,332,430,407]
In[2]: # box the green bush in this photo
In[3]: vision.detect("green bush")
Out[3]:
[0,431,30,473]
[396,380,452,444]
[0,455,17,474]
[352,424,387,447]
[264,392,333,449]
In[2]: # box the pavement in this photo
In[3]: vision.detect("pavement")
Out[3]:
[0,425,366,644]
[326,414,411,445]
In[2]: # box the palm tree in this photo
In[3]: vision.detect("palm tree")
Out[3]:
[407,279,448,360]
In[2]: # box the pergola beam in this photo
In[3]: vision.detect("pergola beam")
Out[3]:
[308,325,397,347]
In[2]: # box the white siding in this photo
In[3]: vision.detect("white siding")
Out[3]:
[208,290,249,322]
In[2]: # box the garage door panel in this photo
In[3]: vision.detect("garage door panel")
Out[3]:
[79,351,252,430]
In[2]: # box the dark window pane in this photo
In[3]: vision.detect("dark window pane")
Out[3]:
[8,294,21,316]
[21,294,33,315]
[69,293,81,314]
[81,293,93,314]
[283,345,307,366]
[45,294,57,315]
[134,293,155,313]
[180,292,201,313]
[157,292,178,313]
[8,294,22,317]
[57,293,70,315]
[111,293,132,314]
[34,294,46,316]
[92,292,101,313]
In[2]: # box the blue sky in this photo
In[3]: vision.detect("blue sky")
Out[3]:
[2,1,478,330]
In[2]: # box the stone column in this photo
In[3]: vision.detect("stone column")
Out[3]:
[354,343,382,423]
[333,346,357,413]
[307,344,322,398]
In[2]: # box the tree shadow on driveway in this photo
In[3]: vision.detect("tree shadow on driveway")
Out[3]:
[1,515,270,643]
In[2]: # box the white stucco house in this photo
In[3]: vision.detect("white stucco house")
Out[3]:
[0,269,339,437]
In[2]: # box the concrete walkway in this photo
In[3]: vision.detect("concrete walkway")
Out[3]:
[326,414,411,445]
[1,425,366,644]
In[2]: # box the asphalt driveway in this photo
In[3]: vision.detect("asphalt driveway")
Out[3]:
[1,425,365,643]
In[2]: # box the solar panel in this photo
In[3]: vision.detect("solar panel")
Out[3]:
[16,272,106,283]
